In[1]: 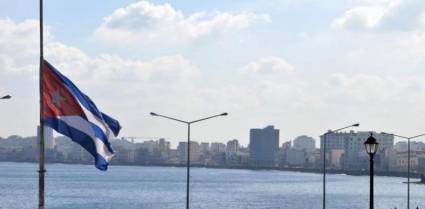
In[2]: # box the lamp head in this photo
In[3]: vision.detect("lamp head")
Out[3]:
[220,112,228,116]
[353,123,360,127]
[150,112,158,116]
[1,95,11,99]
[364,133,379,156]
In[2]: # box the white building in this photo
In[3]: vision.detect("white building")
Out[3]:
[226,139,239,156]
[293,135,315,153]
[177,141,201,164]
[395,141,425,152]
[394,141,407,152]
[285,148,305,166]
[140,140,157,153]
[200,142,210,154]
[158,138,170,159]
[210,142,226,153]
[321,131,394,171]
[344,131,393,171]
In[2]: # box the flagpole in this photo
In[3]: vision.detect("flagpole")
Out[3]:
[38,0,46,208]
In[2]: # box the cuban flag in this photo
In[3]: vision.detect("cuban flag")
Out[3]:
[42,60,121,170]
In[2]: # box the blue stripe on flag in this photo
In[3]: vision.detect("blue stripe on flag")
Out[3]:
[101,112,121,136]
[90,123,114,154]
[44,117,111,171]
[94,153,109,171]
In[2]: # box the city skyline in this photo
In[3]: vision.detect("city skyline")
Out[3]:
[1,124,422,149]
[3,128,425,176]
[2,0,425,146]
[0,126,422,148]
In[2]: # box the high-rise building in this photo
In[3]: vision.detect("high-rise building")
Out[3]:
[293,135,315,153]
[140,140,157,153]
[319,130,353,169]
[320,131,350,151]
[249,125,279,166]
[343,131,393,171]
[394,141,408,152]
[226,139,239,156]
[320,131,394,171]
[210,142,226,153]
[177,142,187,163]
[281,141,291,150]
[200,142,210,154]
[177,141,201,164]
[158,138,170,159]
[285,148,305,166]
[226,139,239,165]
[394,141,425,152]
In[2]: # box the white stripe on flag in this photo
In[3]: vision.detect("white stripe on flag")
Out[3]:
[58,115,114,162]
[60,82,115,138]
[75,98,114,139]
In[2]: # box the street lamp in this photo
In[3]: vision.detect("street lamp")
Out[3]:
[150,112,228,209]
[322,123,360,209]
[364,133,379,209]
[381,132,425,209]
[0,95,11,100]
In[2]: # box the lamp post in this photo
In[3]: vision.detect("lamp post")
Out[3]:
[364,133,379,209]
[150,112,228,209]
[322,123,360,209]
[381,132,425,209]
[0,95,11,100]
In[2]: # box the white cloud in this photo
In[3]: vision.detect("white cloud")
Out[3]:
[0,17,199,85]
[333,5,387,29]
[325,73,425,105]
[332,0,425,31]
[0,17,208,139]
[241,56,294,76]
[45,42,199,85]
[94,1,270,45]
[0,18,49,74]
[388,31,425,65]
[0,17,199,100]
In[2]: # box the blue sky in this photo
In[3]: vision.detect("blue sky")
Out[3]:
[1,0,425,146]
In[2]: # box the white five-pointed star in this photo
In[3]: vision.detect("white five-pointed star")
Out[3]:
[50,90,66,106]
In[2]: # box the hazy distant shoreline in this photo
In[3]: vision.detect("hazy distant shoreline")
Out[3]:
[0,160,421,180]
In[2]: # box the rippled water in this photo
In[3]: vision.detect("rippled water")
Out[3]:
[0,162,423,209]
